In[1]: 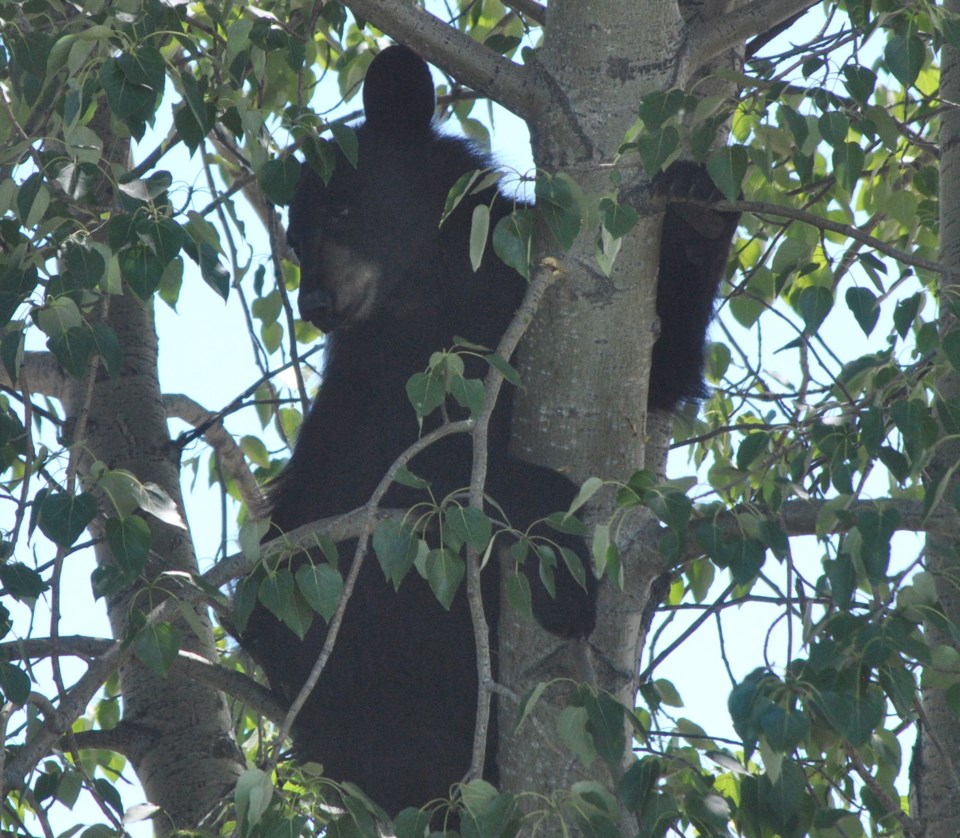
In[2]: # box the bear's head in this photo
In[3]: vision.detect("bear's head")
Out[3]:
[287,45,484,332]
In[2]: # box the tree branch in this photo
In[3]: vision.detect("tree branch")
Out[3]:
[687,0,819,65]
[0,351,68,403]
[163,393,267,513]
[694,498,957,551]
[340,1,545,121]
[0,638,286,739]
[504,0,544,26]
[711,197,944,276]
[465,256,563,782]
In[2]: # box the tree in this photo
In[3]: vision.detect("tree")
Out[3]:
[0,0,958,835]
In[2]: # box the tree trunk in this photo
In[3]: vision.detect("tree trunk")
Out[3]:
[67,292,244,833]
[500,3,684,831]
[916,0,960,830]
[62,115,244,831]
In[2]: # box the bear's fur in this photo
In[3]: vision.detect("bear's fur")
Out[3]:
[239,45,596,817]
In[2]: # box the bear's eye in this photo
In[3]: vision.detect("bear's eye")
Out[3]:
[325,204,352,224]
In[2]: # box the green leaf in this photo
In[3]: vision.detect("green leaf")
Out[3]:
[620,758,661,814]
[654,678,683,708]
[443,169,484,222]
[17,172,46,225]
[329,123,359,167]
[194,242,230,300]
[736,432,768,471]
[856,507,900,583]
[134,622,182,676]
[92,778,123,819]
[232,574,260,635]
[235,767,274,833]
[599,197,639,239]
[406,370,445,418]
[505,570,532,617]
[845,287,879,336]
[137,482,187,529]
[373,520,420,587]
[63,242,106,289]
[721,537,766,585]
[469,203,490,271]
[758,520,790,561]
[99,55,159,140]
[0,662,31,706]
[141,217,187,266]
[105,516,152,575]
[259,157,302,206]
[492,209,534,279]
[758,758,810,835]
[780,105,809,150]
[818,112,849,148]
[0,266,38,328]
[38,492,97,547]
[120,243,164,300]
[295,563,343,622]
[797,285,833,333]
[842,65,877,103]
[646,490,692,533]
[444,506,492,553]
[117,46,165,93]
[890,399,928,462]
[0,562,48,599]
[582,690,626,773]
[637,89,685,129]
[91,323,122,378]
[636,126,679,176]
[705,145,748,202]
[257,570,296,621]
[833,142,864,192]
[176,72,215,153]
[558,705,596,766]
[393,808,435,838]
[884,34,926,87]
[893,292,923,339]
[943,330,960,372]
[535,172,582,251]
[47,326,95,378]
[485,352,522,388]
[449,374,486,418]
[760,704,810,751]
[425,548,465,610]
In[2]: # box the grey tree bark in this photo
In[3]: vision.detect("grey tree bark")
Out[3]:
[916,0,960,831]
[59,115,245,833]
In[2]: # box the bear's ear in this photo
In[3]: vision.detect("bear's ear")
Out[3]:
[363,44,436,137]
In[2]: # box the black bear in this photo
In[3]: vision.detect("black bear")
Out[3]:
[649,161,740,410]
[237,44,737,819]
[239,45,596,819]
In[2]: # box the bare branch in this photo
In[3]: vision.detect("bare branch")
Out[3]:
[0,351,68,403]
[0,637,286,726]
[465,256,564,781]
[688,0,819,65]
[846,744,924,836]
[710,197,944,276]
[696,498,956,550]
[163,393,267,513]
[340,1,545,121]
[504,0,544,25]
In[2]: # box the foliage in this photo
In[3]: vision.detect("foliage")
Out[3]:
[0,0,958,836]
